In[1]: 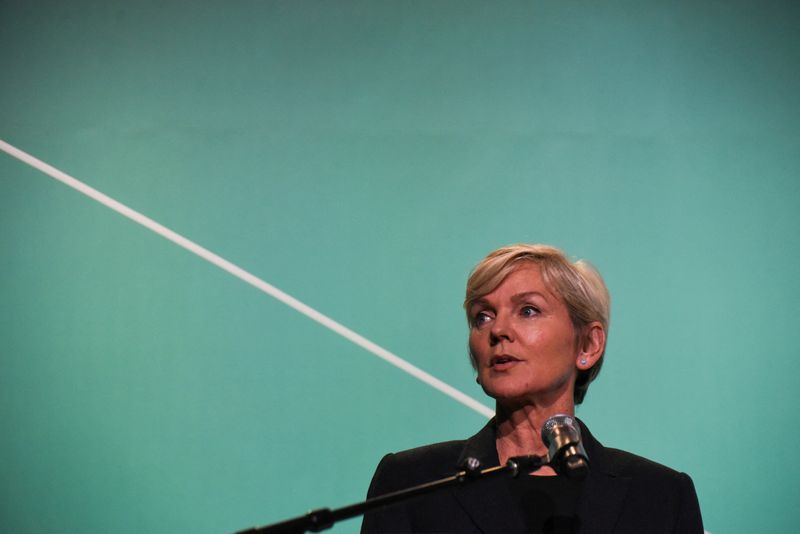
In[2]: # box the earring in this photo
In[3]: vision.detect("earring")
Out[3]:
[580,358,587,366]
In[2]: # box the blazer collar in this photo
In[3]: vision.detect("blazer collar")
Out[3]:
[451,418,630,534]
[574,419,631,534]
[453,419,526,534]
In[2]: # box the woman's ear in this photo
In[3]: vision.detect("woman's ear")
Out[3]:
[576,322,605,370]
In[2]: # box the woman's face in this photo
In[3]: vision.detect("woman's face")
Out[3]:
[468,263,580,407]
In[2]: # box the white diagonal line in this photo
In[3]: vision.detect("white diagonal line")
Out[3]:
[0,139,494,418]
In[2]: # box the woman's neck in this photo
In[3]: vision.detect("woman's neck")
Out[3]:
[494,398,575,476]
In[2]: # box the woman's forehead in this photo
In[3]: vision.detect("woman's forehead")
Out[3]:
[479,264,561,303]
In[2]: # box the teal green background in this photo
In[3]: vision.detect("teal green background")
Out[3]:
[2,1,799,533]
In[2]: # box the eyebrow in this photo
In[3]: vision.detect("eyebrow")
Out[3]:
[510,291,548,302]
[470,291,548,311]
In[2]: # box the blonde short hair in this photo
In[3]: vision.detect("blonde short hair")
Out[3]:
[464,244,610,405]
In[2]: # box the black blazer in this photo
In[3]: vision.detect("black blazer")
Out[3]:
[362,419,703,534]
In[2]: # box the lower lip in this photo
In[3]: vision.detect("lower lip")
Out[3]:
[491,360,521,371]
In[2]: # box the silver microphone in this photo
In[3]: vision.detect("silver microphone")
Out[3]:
[541,414,589,479]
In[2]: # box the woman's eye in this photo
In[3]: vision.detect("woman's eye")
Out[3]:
[520,306,539,317]
[473,312,492,327]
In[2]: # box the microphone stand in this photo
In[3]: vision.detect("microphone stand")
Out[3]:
[233,455,544,534]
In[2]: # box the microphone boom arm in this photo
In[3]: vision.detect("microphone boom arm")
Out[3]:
[234,455,545,534]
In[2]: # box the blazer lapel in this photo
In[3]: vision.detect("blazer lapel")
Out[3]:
[576,420,630,534]
[451,420,527,534]
[448,418,630,534]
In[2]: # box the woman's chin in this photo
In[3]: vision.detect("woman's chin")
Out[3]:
[480,380,574,411]
[480,382,534,404]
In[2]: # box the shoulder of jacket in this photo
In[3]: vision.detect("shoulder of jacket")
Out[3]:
[382,439,467,468]
[368,439,468,493]
[601,446,688,483]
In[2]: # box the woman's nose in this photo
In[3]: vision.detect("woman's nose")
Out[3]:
[489,315,512,345]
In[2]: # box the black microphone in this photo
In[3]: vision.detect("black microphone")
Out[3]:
[541,414,589,479]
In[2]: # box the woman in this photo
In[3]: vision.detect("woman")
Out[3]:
[362,244,703,534]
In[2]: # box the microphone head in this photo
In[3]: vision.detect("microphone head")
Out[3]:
[541,414,589,479]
